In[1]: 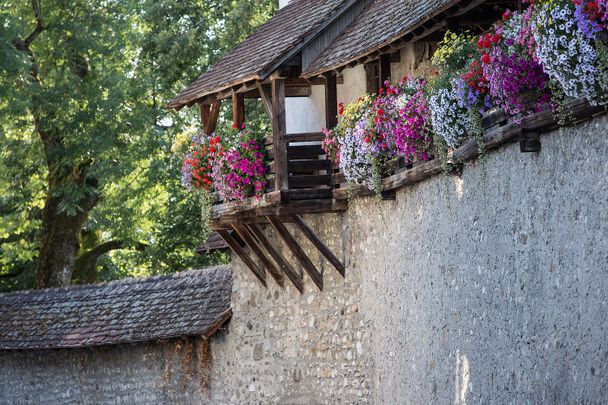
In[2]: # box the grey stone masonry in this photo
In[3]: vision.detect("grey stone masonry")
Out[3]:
[208,115,608,404]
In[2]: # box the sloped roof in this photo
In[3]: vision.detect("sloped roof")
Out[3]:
[0,266,232,350]
[303,0,460,77]
[168,0,350,109]
[197,232,229,254]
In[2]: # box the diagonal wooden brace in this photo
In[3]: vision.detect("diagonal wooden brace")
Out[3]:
[267,216,323,291]
[248,224,304,294]
[216,229,267,288]
[291,215,346,277]
[232,224,284,288]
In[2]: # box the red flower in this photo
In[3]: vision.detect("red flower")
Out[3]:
[491,33,501,43]
[502,9,511,21]
[481,53,491,64]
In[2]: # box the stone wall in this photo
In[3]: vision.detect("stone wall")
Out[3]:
[208,115,608,404]
[207,214,372,404]
[0,337,211,404]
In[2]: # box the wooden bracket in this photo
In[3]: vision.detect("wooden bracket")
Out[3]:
[248,224,304,293]
[232,224,284,287]
[267,215,323,291]
[291,215,346,277]
[258,83,274,122]
[216,229,267,287]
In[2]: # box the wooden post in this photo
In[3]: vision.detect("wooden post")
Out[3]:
[204,100,221,135]
[271,78,289,197]
[232,224,284,287]
[199,103,211,132]
[232,92,245,128]
[248,224,304,293]
[267,216,323,291]
[324,72,338,129]
[379,53,391,90]
[216,229,267,287]
[291,215,345,277]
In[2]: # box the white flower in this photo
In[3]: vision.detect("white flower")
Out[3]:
[429,86,470,148]
[533,2,600,103]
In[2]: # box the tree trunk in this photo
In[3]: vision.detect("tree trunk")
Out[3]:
[73,240,123,285]
[35,184,98,289]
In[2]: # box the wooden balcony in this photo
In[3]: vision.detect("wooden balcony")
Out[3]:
[210,131,346,230]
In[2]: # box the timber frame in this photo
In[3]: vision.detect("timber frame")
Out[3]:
[206,70,347,293]
[170,0,525,292]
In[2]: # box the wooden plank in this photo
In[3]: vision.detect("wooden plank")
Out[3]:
[289,174,331,188]
[284,132,325,143]
[211,190,281,218]
[286,77,344,86]
[288,144,324,159]
[248,224,304,294]
[381,159,443,190]
[266,216,323,291]
[324,72,338,129]
[232,92,245,128]
[288,189,332,200]
[289,159,331,172]
[291,215,346,277]
[284,86,312,97]
[271,78,289,197]
[216,229,267,287]
[232,224,284,287]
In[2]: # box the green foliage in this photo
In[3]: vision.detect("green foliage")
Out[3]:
[430,31,477,90]
[0,0,277,290]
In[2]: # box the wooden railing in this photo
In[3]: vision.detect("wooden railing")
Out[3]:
[210,131,342,224]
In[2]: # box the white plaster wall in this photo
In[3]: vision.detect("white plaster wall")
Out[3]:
[337,65,367,104]
[285,85,326,133]
[391,43,436,81]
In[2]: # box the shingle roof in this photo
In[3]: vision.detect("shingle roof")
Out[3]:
[0,266,232,350]
[168,0,350,109]
[303,0,459,77]
[197,232,229,254]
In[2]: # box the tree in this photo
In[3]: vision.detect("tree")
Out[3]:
[0,0,277,290]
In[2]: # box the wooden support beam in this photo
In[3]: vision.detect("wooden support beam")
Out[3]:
[216,229,267,288]
[232,224,284,287]
[291,215,346,277]
[248,224,304,294]
[271,78,289,197]
[258,83,274,122]
[199,103,210,131]
[232,92,245,128]
[267,216,323,291]
[204,100,221,135]
[324,72,338,129]
[379,53,391,89]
